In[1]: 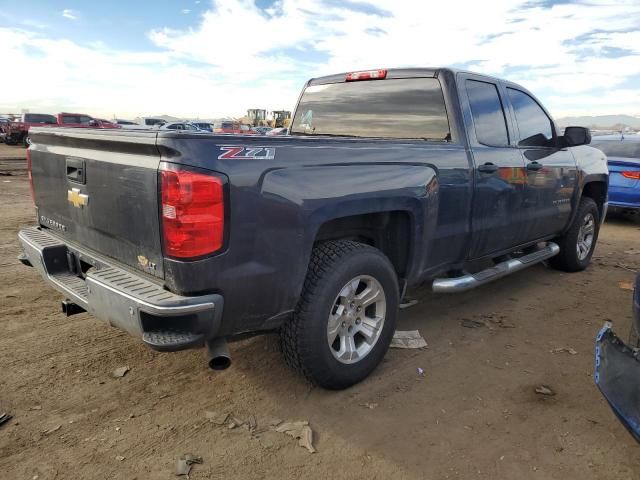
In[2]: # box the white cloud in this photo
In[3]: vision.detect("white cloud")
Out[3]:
[181,9,191,14]
[2,1,640,118]
[62,9,77,20]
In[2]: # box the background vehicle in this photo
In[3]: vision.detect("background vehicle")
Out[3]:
[115,119,152,130]
[266,127,288,136]
[244,109,268,127]
[20,67,607,390]
[155,121,204,131]
[251,126,273,135]
[191,122,213,132]
[57,113,96,127]
[271,110,291,128]
[4,113,57,146]
[94,118,122,129]
[0,117,10,142]
[128,117,167,128]
[212,121,245,134]
[595,273,640,442]
[592,135,640,214]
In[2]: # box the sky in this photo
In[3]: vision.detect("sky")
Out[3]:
[0,0,639,120]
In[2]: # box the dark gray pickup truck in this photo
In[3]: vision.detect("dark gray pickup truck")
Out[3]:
[19,68,608,389]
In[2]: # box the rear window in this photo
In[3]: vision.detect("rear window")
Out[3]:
[592,141,640,159]
[61,115,92,125]
[144,118,165,126]
[290,78,450,140]
[24,113,57,124]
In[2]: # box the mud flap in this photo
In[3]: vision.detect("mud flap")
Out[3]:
[595,323,640,442]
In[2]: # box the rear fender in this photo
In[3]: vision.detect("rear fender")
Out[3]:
[260,163,437,300]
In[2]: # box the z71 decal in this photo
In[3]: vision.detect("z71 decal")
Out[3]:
[218,146,276,160]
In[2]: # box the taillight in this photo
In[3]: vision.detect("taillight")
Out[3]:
[26,148,35,202]
[160,164,225,259]
[345,69,387,81]
[622,171,640,180]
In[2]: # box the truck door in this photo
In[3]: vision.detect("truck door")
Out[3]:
[505,87,577,239]
[459,75,529,259]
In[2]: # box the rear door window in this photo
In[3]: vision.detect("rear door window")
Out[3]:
[466,80,509,147]
[290,77,450,140]
[24,114,57,124]
[61,115,92,125]
[507,88,554,147]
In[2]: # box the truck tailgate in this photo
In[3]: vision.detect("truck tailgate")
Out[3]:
[29,128,164,278]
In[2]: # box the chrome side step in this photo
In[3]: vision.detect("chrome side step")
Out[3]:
[432,242,560,293]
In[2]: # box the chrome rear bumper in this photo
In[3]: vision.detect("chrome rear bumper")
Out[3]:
[18,226,223,351]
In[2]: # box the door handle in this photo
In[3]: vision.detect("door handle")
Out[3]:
[527,161,543,171]
[477,162,499,174]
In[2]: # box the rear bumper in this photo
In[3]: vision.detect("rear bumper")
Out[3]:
[18,226,224,351]
[609,186,640,210]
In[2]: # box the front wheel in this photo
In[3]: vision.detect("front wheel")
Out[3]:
[549,197,600,272]
[280,240,399,389]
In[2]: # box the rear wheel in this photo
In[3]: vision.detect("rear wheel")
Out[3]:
[280,240,399,389]
[550,197,600,272]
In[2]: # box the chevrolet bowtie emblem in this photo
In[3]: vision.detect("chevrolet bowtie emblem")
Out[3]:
[67,188,89,208]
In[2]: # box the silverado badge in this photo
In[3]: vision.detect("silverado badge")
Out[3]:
[67,188,89,208]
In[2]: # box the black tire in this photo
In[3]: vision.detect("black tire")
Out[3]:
[549,197,600,272]
[23,135,30,148]
[280,240,399,389]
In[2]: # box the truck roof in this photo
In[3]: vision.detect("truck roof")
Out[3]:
[308,67,519,89]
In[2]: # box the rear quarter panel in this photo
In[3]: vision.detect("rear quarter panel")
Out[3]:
[157,134,472,334]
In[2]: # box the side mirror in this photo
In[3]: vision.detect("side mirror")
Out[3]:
[89,119,98,127]
[563,126,591,146]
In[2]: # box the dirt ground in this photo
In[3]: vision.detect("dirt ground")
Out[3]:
[1,142,639,479]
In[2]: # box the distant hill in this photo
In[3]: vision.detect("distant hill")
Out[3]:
[556,115,640,129]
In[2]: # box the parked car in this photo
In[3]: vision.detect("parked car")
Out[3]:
[21,67,608,389]
[266,127,289,136]
[5,113,125,146]
[115,119,153,130]
[212,121,244,134]
[140,117,166,127]
[595,273,640,442]
[592,135,640,214]
[191,122,213,132]
[0,117,11,142]
[4,113,57,146]
[251,126,273,135]
[155,122,205,131]
[93,118,122,129]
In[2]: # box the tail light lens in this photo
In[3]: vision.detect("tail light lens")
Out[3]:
[160,164,225,259]
[26,148,35,202]
[622,171,640,180]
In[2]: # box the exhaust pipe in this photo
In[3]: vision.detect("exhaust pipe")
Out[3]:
[61,299,85,316]
[206,338,231,370]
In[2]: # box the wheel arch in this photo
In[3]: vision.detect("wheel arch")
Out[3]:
[313,210,414,280]
[581,177,608,220]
